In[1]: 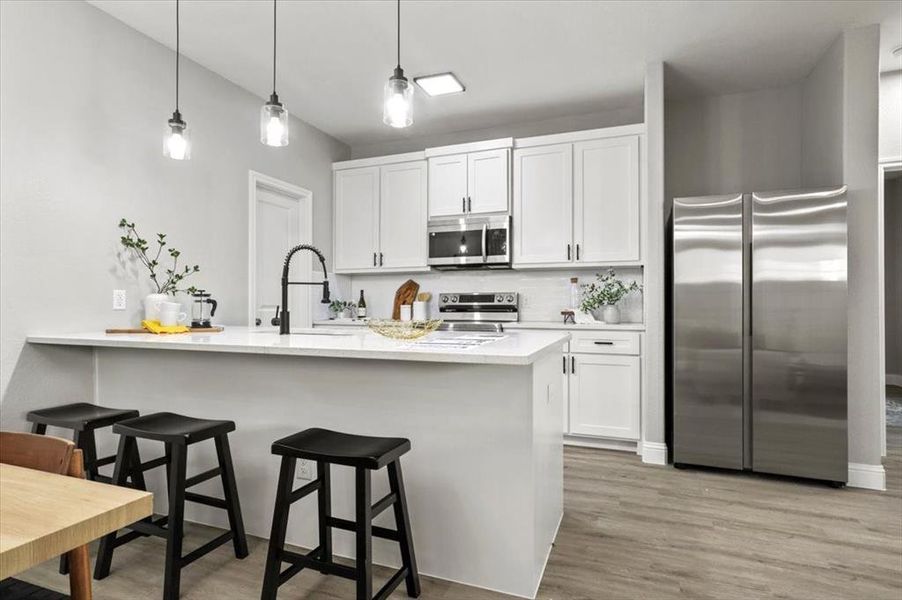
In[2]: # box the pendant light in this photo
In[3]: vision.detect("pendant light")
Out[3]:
[383,0,412,128]
[163,0,190,160]
[261,0,289,146]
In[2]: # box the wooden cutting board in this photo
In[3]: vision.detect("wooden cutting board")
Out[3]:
[392,279,420,320]
[105,326,224,334]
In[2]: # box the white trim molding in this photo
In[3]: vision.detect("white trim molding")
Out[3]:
[514,123,646,149]
[424,137,513,157]
[333,151,425,170]
[640,441,668,465]
[847,462,886,491]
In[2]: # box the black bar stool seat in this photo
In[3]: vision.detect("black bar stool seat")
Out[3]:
[113,412,235,444]
[94,412,248,600]
[272,428,410,469]
[262,428,420,600]
[27,402,139,432]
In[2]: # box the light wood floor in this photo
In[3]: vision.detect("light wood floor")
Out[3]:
[20,429,902,599]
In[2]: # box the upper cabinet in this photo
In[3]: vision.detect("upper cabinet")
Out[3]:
[513,127,642,268]
[427,140,511,219]
[334,154,427,274]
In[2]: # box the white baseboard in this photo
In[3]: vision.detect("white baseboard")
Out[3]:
[847,462,886,491]
[640,441,668,465]
[886,373,902,387]
[563,435,637,453]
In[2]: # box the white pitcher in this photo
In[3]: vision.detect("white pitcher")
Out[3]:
[144,293,171,321]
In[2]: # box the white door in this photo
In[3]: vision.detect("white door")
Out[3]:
[569,354,640,440]
[513,143,573,266]
[467,148,509,214]
[573,135,640,263]
[334,167,380,272]
[249,173,312,328]
[380,161,427,269]
[428,154,468,218]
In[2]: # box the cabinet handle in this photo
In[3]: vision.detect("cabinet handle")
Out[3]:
[571,356,575,374]
[576,244,580,260]
[567,244,571,261]
[373,252,377,267]
[593,341,614,345]
[563,355,567,374]
[462,197,466,213]
[379,252,384,266]
[467,196,472,212]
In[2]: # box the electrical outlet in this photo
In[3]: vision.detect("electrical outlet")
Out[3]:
[112,289,127,310]
[296,459,314,480]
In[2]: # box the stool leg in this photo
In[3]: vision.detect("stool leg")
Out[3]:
[31,423,47,435]
[215,434,248,558]
[163,443,187,600]
[388,460,421,597]
[94,435,133,580]
[128,439,148,491]
[77,430,100,481]
[316,461,332,569]
[261,456,296,600]
[355,467,373,600]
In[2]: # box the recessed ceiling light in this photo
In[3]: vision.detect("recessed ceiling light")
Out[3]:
[414,72,465,96]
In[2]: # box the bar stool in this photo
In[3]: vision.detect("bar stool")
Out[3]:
[93,412,248,600]
[261,428,420,600]
[27,402,141,575]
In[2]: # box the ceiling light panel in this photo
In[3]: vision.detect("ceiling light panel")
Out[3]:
[414,73,465,96]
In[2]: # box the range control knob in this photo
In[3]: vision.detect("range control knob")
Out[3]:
[451,295,459,303]
[440,295,449,303]
[505,295,514,303]
[495,294,504,303]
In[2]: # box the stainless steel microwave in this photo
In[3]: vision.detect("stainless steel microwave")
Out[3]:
[427,215,511,269]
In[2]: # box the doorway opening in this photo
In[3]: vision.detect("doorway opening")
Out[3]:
[881,161,902,453]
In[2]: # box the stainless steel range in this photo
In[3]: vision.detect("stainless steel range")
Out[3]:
[438,292,519,331]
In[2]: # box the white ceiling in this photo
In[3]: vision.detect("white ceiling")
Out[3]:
[89,0,900,148]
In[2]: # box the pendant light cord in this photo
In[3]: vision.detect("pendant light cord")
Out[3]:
[272,0,277,94]
[396,0,401,68]
[175,0,180,112]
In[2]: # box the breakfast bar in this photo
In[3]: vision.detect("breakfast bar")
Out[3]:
[27,328,567,599]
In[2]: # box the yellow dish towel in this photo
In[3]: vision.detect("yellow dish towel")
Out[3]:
[142,320,190,334]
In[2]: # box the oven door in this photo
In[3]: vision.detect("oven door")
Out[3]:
[427,216,510,267]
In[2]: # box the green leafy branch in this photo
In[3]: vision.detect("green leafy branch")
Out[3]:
[118,218,200,295]
[579,268,642,313]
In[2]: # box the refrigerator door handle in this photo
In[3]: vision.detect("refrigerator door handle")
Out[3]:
[748,246,752,338]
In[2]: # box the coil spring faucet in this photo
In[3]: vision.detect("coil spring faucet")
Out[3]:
[278,244,330,334]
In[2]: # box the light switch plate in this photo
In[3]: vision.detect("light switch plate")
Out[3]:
[112,289,127,310]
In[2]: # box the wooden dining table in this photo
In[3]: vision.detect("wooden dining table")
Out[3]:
[0,463,153,598]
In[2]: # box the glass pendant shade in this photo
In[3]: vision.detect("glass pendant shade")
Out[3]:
[163,111,191,160]
[261,94,289,146]
[383,67,413,128]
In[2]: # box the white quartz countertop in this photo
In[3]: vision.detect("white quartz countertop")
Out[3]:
[27,327,569,366]
[313,319,645,332]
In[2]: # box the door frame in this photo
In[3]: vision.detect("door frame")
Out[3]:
[247,170,314,328]
[878,157,902,457]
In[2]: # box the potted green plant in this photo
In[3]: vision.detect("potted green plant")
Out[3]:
[118,219,200,321]
[579,268,642,324]
[328,300,357,320]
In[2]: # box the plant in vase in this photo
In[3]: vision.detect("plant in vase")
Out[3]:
[118,219,200,321]
[328,300,357,320]
[579,268,642,324]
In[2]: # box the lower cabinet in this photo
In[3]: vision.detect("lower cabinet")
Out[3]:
[568,354,640,440]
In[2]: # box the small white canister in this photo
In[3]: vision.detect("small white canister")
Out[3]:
[399,304,413,322]
[412,301,428,321]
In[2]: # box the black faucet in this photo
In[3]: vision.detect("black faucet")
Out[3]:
[278,244,331,334]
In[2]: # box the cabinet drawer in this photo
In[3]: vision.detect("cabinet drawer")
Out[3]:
[569,331,640,355]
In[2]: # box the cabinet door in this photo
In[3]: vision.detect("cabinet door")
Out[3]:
[562,349,571,434]
[467,148,509,214]
[334,167,380,272]
[512,144,573,265]
[569,354,639,440]
[428,154,468,218]
[573,135,640,263]
[379,161,427,269]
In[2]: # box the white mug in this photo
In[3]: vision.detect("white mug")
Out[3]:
[412,301,428,321]
[159,301,187,327]
[399,304,412,322]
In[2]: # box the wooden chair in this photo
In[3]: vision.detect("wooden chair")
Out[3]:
[0,431,92,600]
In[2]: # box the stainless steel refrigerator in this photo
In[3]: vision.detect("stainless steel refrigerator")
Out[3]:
[672,187,848,484]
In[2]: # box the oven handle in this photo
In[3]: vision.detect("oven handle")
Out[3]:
[482,224,488,263]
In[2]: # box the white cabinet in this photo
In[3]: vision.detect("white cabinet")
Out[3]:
[427,148,510,218]
[513,144,572,265]
[569,354,640,440]
[334,161,427,273]
[513,131,641,267]
[334,167,380,272]
[574,136,640,263]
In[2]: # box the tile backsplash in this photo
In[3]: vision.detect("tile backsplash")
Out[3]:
[330,267,644,324]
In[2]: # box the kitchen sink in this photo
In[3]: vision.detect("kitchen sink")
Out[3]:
[252,328,356,337]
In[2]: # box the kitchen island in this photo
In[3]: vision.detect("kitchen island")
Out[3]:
[27,327,567,599]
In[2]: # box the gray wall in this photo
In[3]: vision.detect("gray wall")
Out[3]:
[0,1,349,428]
[801,36,844,188]
[886,176,902,379]
[879,71,902,161]
[350,105,643,159]
[665,84,803,198]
